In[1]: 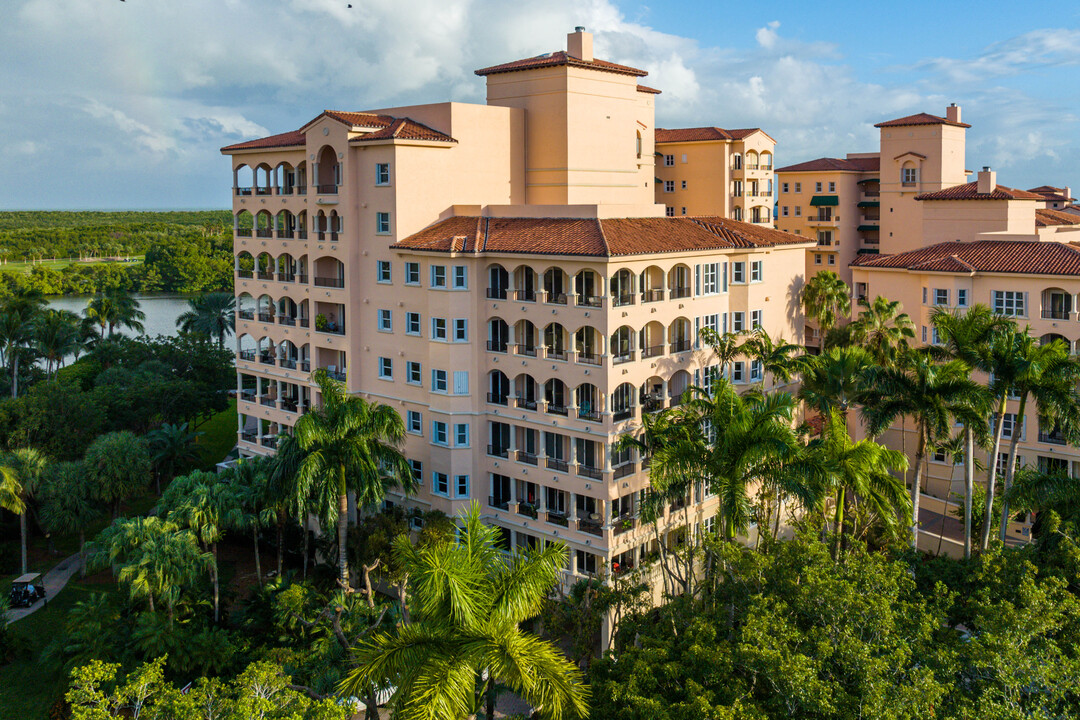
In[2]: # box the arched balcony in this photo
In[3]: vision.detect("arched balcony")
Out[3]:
[514,373,538,411]
[313,257,345,288]
[257,336,276,365]
[760,151,773,171]
[574,326,603,365]
[668,264,692,299]
[751,206,770,224]
[237,332,257,361]
[274,210,298,240]
[255,211,273,239]
[514,266,537,302]
[745,150,759,171]
[731,153,743,171]
[234,210,253,236]
[1040,333,1070,350]
[611,382,635,422]
[487,318,509,353]
[544,379,568,416]
[295,210,308,240]
[544,322,568,361]
[487,264,509,299]
[668,317,692,354]
[254,252,274,280]
[233,164,253,196]
[610,269,635,307]
[732,207,743,221]
[1041,288,1073,320]
[640,321,665,358]
[273,162,298,196]
[316,145,340,194]
[575,383,601,422]
[256,294,274,322]
[543,267,568,305]
[611,325,635,364]
[641,376,665,413]
[575,270,602,307]
[488,370,510,406]
[253,163,273,196]
[236,252,254,279]
[669,370,692,406]
[514,319,538,357]
[640,265,665,303]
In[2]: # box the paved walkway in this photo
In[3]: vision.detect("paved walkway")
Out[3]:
[4,553,81,623]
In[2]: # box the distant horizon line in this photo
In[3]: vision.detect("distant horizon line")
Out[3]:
[0,207,230,212]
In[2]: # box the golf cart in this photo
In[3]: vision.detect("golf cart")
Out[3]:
[9,573,46,608]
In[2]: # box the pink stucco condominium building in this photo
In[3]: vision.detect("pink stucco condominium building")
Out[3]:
[221,29,815,580]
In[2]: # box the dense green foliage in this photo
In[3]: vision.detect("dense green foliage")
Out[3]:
[0,211,234,295]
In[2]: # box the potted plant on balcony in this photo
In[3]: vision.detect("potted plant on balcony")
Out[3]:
[314,313,328,332]
[619,518,633,531]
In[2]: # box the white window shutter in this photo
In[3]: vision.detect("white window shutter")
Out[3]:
[722,262,729,292]
[695,317,701,348]
[454,371,469,395]
[695,264,701,296]
[1023,291,1029,317]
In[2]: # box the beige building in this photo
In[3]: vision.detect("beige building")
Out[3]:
[222,29,814,583]
[654,127,777,223]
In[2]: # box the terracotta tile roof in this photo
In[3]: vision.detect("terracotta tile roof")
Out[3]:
[1036,208,1080,227]
[655,127,771,143]
[392,216,812,257]
[850,240,1080,276]
[475,51,647,78]
[1028,186,1075,203]
[349,117,456,143]
[914,182,1044,201]
[221,129,305,152]
[775,156,880,173]
[874,112,971,129]
[636,84,662,94]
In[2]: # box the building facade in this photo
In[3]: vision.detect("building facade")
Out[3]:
[222,29,814,583]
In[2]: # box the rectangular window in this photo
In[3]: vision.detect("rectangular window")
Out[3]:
[681,180,687,190]
[827,255,835,265]
[993,290,1025,316]
[817,231,832,246]
[731,262,746,283]
[665,206,675,217]
[902,167,918,184]
[664,180,675,193]
[405,262,420,285]
[932,448,947,463]
[431,369,448,393]
[432,421,448,446]
[732,361,745,383]
[814,254,822,265]
[750,260,762,282]
[378,357,392,379]
[455,423,470,447]
[453,319,468,342]
[430,265,447,288]
[453,371,469,395]
[1001,413,1024,440]
[377,309,392,332]
[433,472,449,496]
[664,154,674,167]
[782,182,789,193]
[408,459,422,485]
[934,289,949,306]
[375,163,391,186]
[815,182,822,192]
[732,311,745,332]
[702,263,719,295]
[931,327,941,345]
[376,212,391,234]
[407,410,422,435]
[455,475,470,498]
[781,206,789,217]
[794,182,802,193]
[828,181,836,192]
[922,326,927,343]
[377,260,392,283]
[681,207,687,215]
[957,289,968,307]
[922,287,928,304]
[794,206,802,217]
[406,361,421,385]
[750,360,763,381]
[406,312,421,336]
[431,318,447,341]
[751,310,762,329]
[452,265,468,289]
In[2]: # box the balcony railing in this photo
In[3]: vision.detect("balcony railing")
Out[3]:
[258,312,275,323]
[578,518,603,536]
[546,348,568,361]
[612,351,635,365]
[317,325,345,336]
[238,350,255,361]
[262,436,278,449]
[515,290,536,302]
[255,187,273,196]
[486,288,508,300]
[486,340,508,353]
[239,390,256,402]
[278,316,296,327]
[515,344,537,357]
[546,292,568,305]
[546,512,569,528]
[238,270,253,279]
[642,344,664,358]
[324,369,346,381]
[238,309,254,320]
[613,463,636,480]
[577,351,601,366]
[488,495,510,511]
[316,184,338,194]
[259,354,276,366]
[516,450,538,465]
[256,229,273,239]
[671,286,692,299]
[1042,309,1071,320]
[671,340,692,354]
[546,457,568,473]
[515,396,537,411]
[259,396,276,407]
[578,409,602,423]
[257,271,274,279]
[241,430,257,442]
[280,358,297,369]
[546,403,568,417]
[577,294,602,308]
[235,187,253,196]
[314,277,345,288]
[612,294,635,307]
[613,515,636,536]
[487,444,510,458]
[1039,431,1067,445]
[280,400,298,413]
[613,407,633,422]
[486,393,509,406]
[517,503,538,520]
[577,465,602,480]
[642,289,664,303]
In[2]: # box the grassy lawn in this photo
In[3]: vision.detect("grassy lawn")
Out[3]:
[0,257,144,274]
[195,398,238,469]
[0,578,121,719]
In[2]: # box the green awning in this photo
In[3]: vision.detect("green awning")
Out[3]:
[857,178,880,185]
[810,195,839,206]
[857,224,879,232]
[857,201,880,208]
[857,248,880,255]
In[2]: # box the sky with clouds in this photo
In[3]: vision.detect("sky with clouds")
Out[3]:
[1,0,1078,209]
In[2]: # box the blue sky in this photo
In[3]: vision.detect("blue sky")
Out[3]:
[1,0,1078,209]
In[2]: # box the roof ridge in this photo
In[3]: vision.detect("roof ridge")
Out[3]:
[595,217,611,256]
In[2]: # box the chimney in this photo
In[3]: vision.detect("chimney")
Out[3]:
[1066,186,1073,202]
[946,103,961,124]
[567,26,593,61]
[977,166,996,194]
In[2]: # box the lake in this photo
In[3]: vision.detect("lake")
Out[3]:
[47,293,199,339]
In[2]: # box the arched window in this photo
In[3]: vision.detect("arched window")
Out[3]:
[636,130,642,159]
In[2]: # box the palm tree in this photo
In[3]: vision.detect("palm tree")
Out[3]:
[340,502,589,720]
[798,346,872,428]
[34,309,81,378]
[931,305,1004,558]
[230,457,275,586]
[85,431,151,518]
[0,308,34,398]
[294,369,414,590]
[809,411,909,556]
[865,350,980,549]
[801,271,851,349]
[979,324,1026,550]
[177,292,236,348]
[738,327,801,389]
[699,327,744,369]
[996,336,1080,542]
[160,471,242,624]
[146,422,204,494]
[0,464,25,565]
[851,295,915,365]
[84,290,145,337]
[6,448,47,575]
[39,462,102,578]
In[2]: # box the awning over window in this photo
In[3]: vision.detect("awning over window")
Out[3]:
[857,178,880,184]
[857,224,880,232]
[810,195,839,206]
[857,201,880,208]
